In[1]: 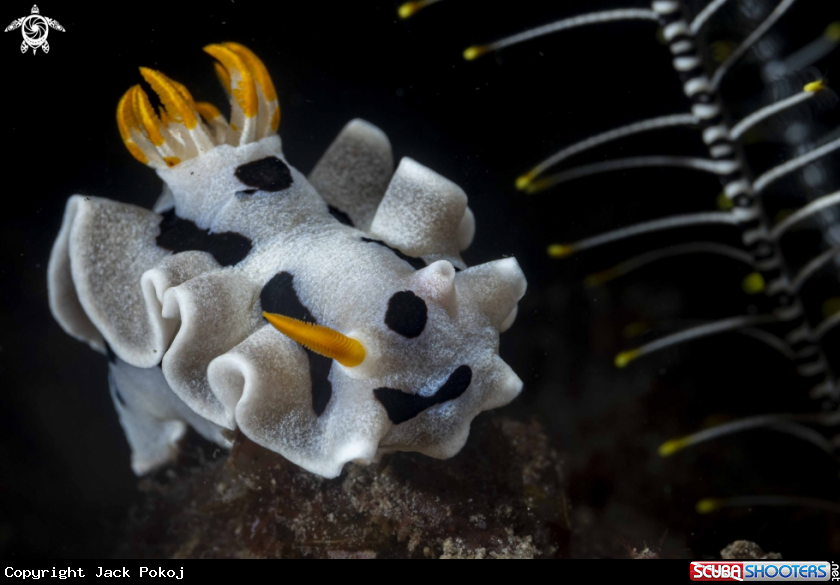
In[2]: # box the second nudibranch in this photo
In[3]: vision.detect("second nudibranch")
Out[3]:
[48,43,527,478]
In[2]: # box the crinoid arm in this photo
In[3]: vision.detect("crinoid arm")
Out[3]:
[20,40,26,53]
[41,40,48,54]
[463,8,658,60]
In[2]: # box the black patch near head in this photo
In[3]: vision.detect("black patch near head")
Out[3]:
[308,353,333,416]
[235,156,293,192]
[260,272,331,415]
[156,209,252,267]
[260,272,316,323]
[361,238,426,270]
[385,290,428,338]
[328,205,354,227]
[374,365,473,424]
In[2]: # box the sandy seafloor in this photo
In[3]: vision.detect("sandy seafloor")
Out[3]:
[2,0,840,558]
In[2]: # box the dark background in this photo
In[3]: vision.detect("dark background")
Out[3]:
[2,0,840,558]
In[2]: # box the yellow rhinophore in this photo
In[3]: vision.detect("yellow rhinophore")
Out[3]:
[262,312,366,368]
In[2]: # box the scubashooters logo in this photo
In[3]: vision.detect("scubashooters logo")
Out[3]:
[691,561,834,581]
[4,5,64,54]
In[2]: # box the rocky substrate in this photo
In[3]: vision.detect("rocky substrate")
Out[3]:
[122,416,571,559]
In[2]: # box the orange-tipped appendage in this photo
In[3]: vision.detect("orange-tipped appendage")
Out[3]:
[213,61,231,95]
[224,42,278,101]
[195,102,222,122]
[116,87,147,164]
[158,107,170,127]
[262,312,366,368]
[139,67,199,129]
[169,77,197,107]
[204,44,258,118]
[132,86,166,146]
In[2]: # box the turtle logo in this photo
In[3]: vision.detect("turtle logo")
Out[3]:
[5,5,64,54]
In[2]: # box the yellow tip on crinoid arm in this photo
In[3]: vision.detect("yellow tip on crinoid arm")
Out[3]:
[804,79,827,93]
[515,170,538,191]
[584,267,621,287]
[463,45,489,61]
[398,1,422,19]
[547,244,576,258]
[614,349,641,369]
[741,272,766,294]
[262,312,366,368]
[696,498,723,514]
[658,437,689,457]
[826,22,840,42]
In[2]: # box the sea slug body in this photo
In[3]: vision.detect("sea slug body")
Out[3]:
[48,43,527,478]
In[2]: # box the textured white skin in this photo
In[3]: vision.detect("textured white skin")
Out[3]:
[109,357,231,475]
[48,119,527,478]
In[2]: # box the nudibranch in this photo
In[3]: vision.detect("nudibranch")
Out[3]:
[48,43,526,478]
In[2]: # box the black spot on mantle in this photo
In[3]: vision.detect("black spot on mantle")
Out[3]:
[385,291,428,338]
[374,365,473,424]
[235,157,293,192]
[261,272,316,323]
[156,210,252,267]
[260,272,332,416]
[361,238,426,270]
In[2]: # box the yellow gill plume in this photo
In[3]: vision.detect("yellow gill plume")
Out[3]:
[117,43,281,167]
